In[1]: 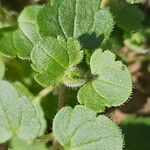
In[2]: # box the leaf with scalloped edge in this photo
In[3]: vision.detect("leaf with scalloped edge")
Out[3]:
[37,0,114,45]
[0,55,5,79]
[78,49,132,112]
[0,80,41,143]
[31,37,83,87]
[13,5,42,59]
[53,105,123,150]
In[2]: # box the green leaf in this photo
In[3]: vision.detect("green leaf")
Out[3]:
[13,81,34,100]
[37,0,114,45]
[14,5,42,59]
[32,99,47,136]
[0,27,17,57]
[10,137,49,150]
[13,81,46,136]
[31,37,83,87]
[110,0,144,32]
[126,0,144,4]
[0,54,5,79]
[63,67,87,88]
[53,105,123,150]
[0,80,41,143]
[78,49,132,112]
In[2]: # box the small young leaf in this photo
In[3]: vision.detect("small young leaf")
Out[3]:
[0,27,17,57]
[53,105,123,150]
[110,0,144,31]
[0,55,5,79]
[14,5,42,59]
[78,49,132,112]
[62,67,87,88]
[31,37,83,87]
[37,0,114,45]
[0,80,41,143]
[10,137,49,150]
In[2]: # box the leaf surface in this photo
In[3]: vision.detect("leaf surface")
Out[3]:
[14,81,46,136]
[0,55,5,79]
[31,37,83,87]
[53,105,123,150]
[78,49,132,112]
[14,5,42,59]
[37,0,114,44]
[0,80,41,143]
[0,27,17,57]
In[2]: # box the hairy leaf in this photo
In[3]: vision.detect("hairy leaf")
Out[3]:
[31,37,83,87]
[0,80,41,143]
[37,0,114,45]
[78,49,132,112]
[0,55,5,79]
[14,5,42,59]
[13,81,34,100]
[32,100,47,136]
[0,27,17,57]
[53,105,123,150]
[13,81,46,136]
[11,137,49,150]
[110,0,144,31]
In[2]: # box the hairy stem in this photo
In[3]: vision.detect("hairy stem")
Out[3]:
[53,84,67,150]
[100,0,110,8]
[57,84,67,110]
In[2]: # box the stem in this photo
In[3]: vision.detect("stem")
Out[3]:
[57,84,67,110]
[100,0,110,8]
[53,139,61,150]
[30,133,54,144]
[34,87,54,102]
[53,84,67,150]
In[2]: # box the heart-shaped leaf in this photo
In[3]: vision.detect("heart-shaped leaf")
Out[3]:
[78,49,132,112]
